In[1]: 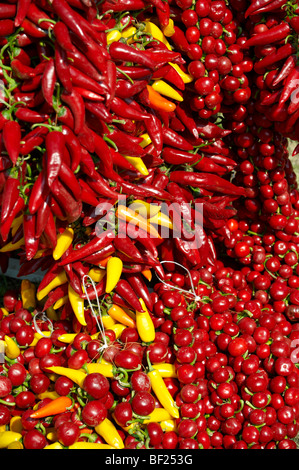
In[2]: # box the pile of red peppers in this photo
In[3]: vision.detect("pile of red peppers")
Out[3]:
[0,0,299,451]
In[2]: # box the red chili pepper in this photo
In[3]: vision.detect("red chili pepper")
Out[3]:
[85,101,113,124]
[44,210,57,248]
[43,283,69,310]
[61,126,81,172]
[53,21,75,52]
[104,128,146,158]
[109,41,157,70]
[272,55,297,87]
[289,16,299,34]
[66,46,103,82]
[59,161,82,201]
[254,43,294,75]
[69,30,108,76]
[115,79,148,99]
[3,120,21,166]
[244,22,290,48]
[18,255,53,277]
[28,170,49,215]
[36,194,51,238]
[119,221,159,259]
[125,272,154,311]
[69,65,108,96]
[161,127,193,151]
[100,0,146,12]
[51,178,82,223]
[245,0,273,17]
[20,75,42,92]
[54,43,73,94]
[15,107,49,124]
[81,243,115,264]
[0,19,14,36]
[169,26,190,53]
[14,0,31,27]
[250,0,286,16]
[59,230,115,266]
[116,65,152,80]
[114,279,144,312]
[11,58,36,80]
[0,195,24,242]
[45,131,64,187]
[78,179,100,207]
[61,88,85,135]
[175,104,199,139]
[0,4,16,19]
[23,213,39,261]
[144,112,163,155]
[278,66,299,109]
[26,2,53,30]
[41,58,56,107]
[21,18,47,38]
[162,147,199,165]
[170,171,248,197]
[52,0,88,42]
[113,234,145,265]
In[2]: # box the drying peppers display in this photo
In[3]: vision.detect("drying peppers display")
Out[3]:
[0,0,299,451]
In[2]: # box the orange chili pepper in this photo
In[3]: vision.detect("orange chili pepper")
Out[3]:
[146,85,176,113]
[115,205,161,239]
[108,304,136,328]
[30,396,73,419]
[141,269,152,282]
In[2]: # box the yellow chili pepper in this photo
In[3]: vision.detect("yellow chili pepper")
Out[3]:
[53,227,74,261]
[0,425,6,432]
[105,257,123,294]
[107,304,136,328]
[162,18,175,37]
[106,29,122,44]
[152,79,184,102]
[146,85,176,113]
[115,205,161,239]
[130,200,161,218]
[139,133,152,148]
[57,333,76,343]
[148,211,174,229]
[69,442,116,449]
[95,418,124,449]
[44,442,64,449]
[153,363,177,378]
[123,156,149,176]
[88,267,106,283]
[33,249,47,259]
[142,408,173,423]
[53,295,68,310]
[9,416,22,433]
[136,298,155,343]
[109,322,127,339]
[34,331,52,341]
[37,391,60,401]
[85,363,114,378]
[144,21,172,50]
[169,62,194,83]
[147,365,179,418]
[11,213,23,236]
[160,419,177,432]
[46,366,86,388]
[7,440,23,449]
[0,431,22,449]
[4,335,20,359]
[46,428,58,442]
[46,306,60,321]
[21,279,36,310]
[0,236,25,252]
[121,25,137,41]
[37,271,68,301]
[0,308,9,317]
[68,284,86,326]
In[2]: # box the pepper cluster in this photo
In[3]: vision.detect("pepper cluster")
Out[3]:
[0,0,299,451]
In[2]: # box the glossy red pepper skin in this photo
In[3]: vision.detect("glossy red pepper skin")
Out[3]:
[11,58,35,80]
[0,4,16,19]
[170,171,248,197]
[125,272,154,311]
[245,0,273,17]
[28,170,49,215]
[278,66,299,109]
[52,0,88,42]
[59,161,82,201]
[41,58,56,107]
[23,213,39,261]
[14,0,31,27]
[36,194,51,238]
[109,41,157,70]
[59,230,115,266]
[0,195,24,242]
[244,22,291,47]
[114,279,144,312]
[1,175,19,225]
[272,55,297,87]
[61,89,85,135]
[162,147,199,165]
[114,234,145,265]
[254,43,294,75]
[53,21,74,52]
[44,283,69,310]
[45,131,64,187]
[54,43,73,94]
[51,178,82,223]
[66,46,103,83]
[2,121,21,165]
